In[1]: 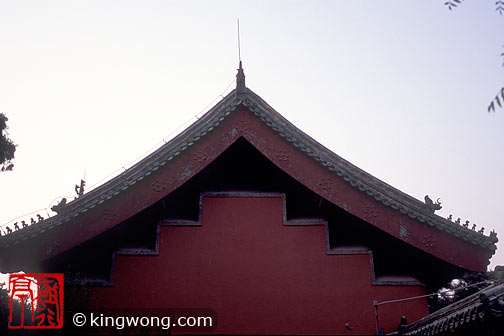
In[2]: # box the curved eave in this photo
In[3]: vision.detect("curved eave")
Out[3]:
[242,89,498,251]
[0,87,497,254]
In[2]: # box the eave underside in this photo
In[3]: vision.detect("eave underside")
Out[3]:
[46,138,468,291]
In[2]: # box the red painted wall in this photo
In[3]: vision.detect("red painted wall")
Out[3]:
[91,195,428,335]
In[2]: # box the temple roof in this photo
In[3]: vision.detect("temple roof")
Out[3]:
[0,64,498,269]
[393,283,504,336]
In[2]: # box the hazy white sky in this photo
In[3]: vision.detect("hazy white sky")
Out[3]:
[1,1,503,270]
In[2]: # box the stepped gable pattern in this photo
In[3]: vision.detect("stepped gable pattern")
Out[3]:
[0,85,497,253]
[71,192,423,287]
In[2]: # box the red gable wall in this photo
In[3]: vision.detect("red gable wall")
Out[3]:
[90,195,428,335]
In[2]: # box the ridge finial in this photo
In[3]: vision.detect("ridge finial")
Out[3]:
[236,60,246,93]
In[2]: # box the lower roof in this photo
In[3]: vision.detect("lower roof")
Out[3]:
[395,283,504,336]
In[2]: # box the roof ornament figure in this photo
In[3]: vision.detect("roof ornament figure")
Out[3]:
[75,179,86,198]
[51,198,67,214]
[398,316,408,333]
[423,195,442,213]
[490,230,498,239]
[478,227,485,234]
[462,220,468,228]
[37,214,44,222]
[6,226,12,234]
[447,214,453,222]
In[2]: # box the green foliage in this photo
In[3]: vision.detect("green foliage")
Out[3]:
[428,272,489,312]
[497,1,504,15]
[444,0,463,11]
[444,0,504,14]
[488,87,504,112]
[0,281,33,332]
[489,47,504,112]
[443,1,504,112]
[0,113,16,172]
[0,282,10,330]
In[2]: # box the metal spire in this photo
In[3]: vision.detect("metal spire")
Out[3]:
[236,18,246,93]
